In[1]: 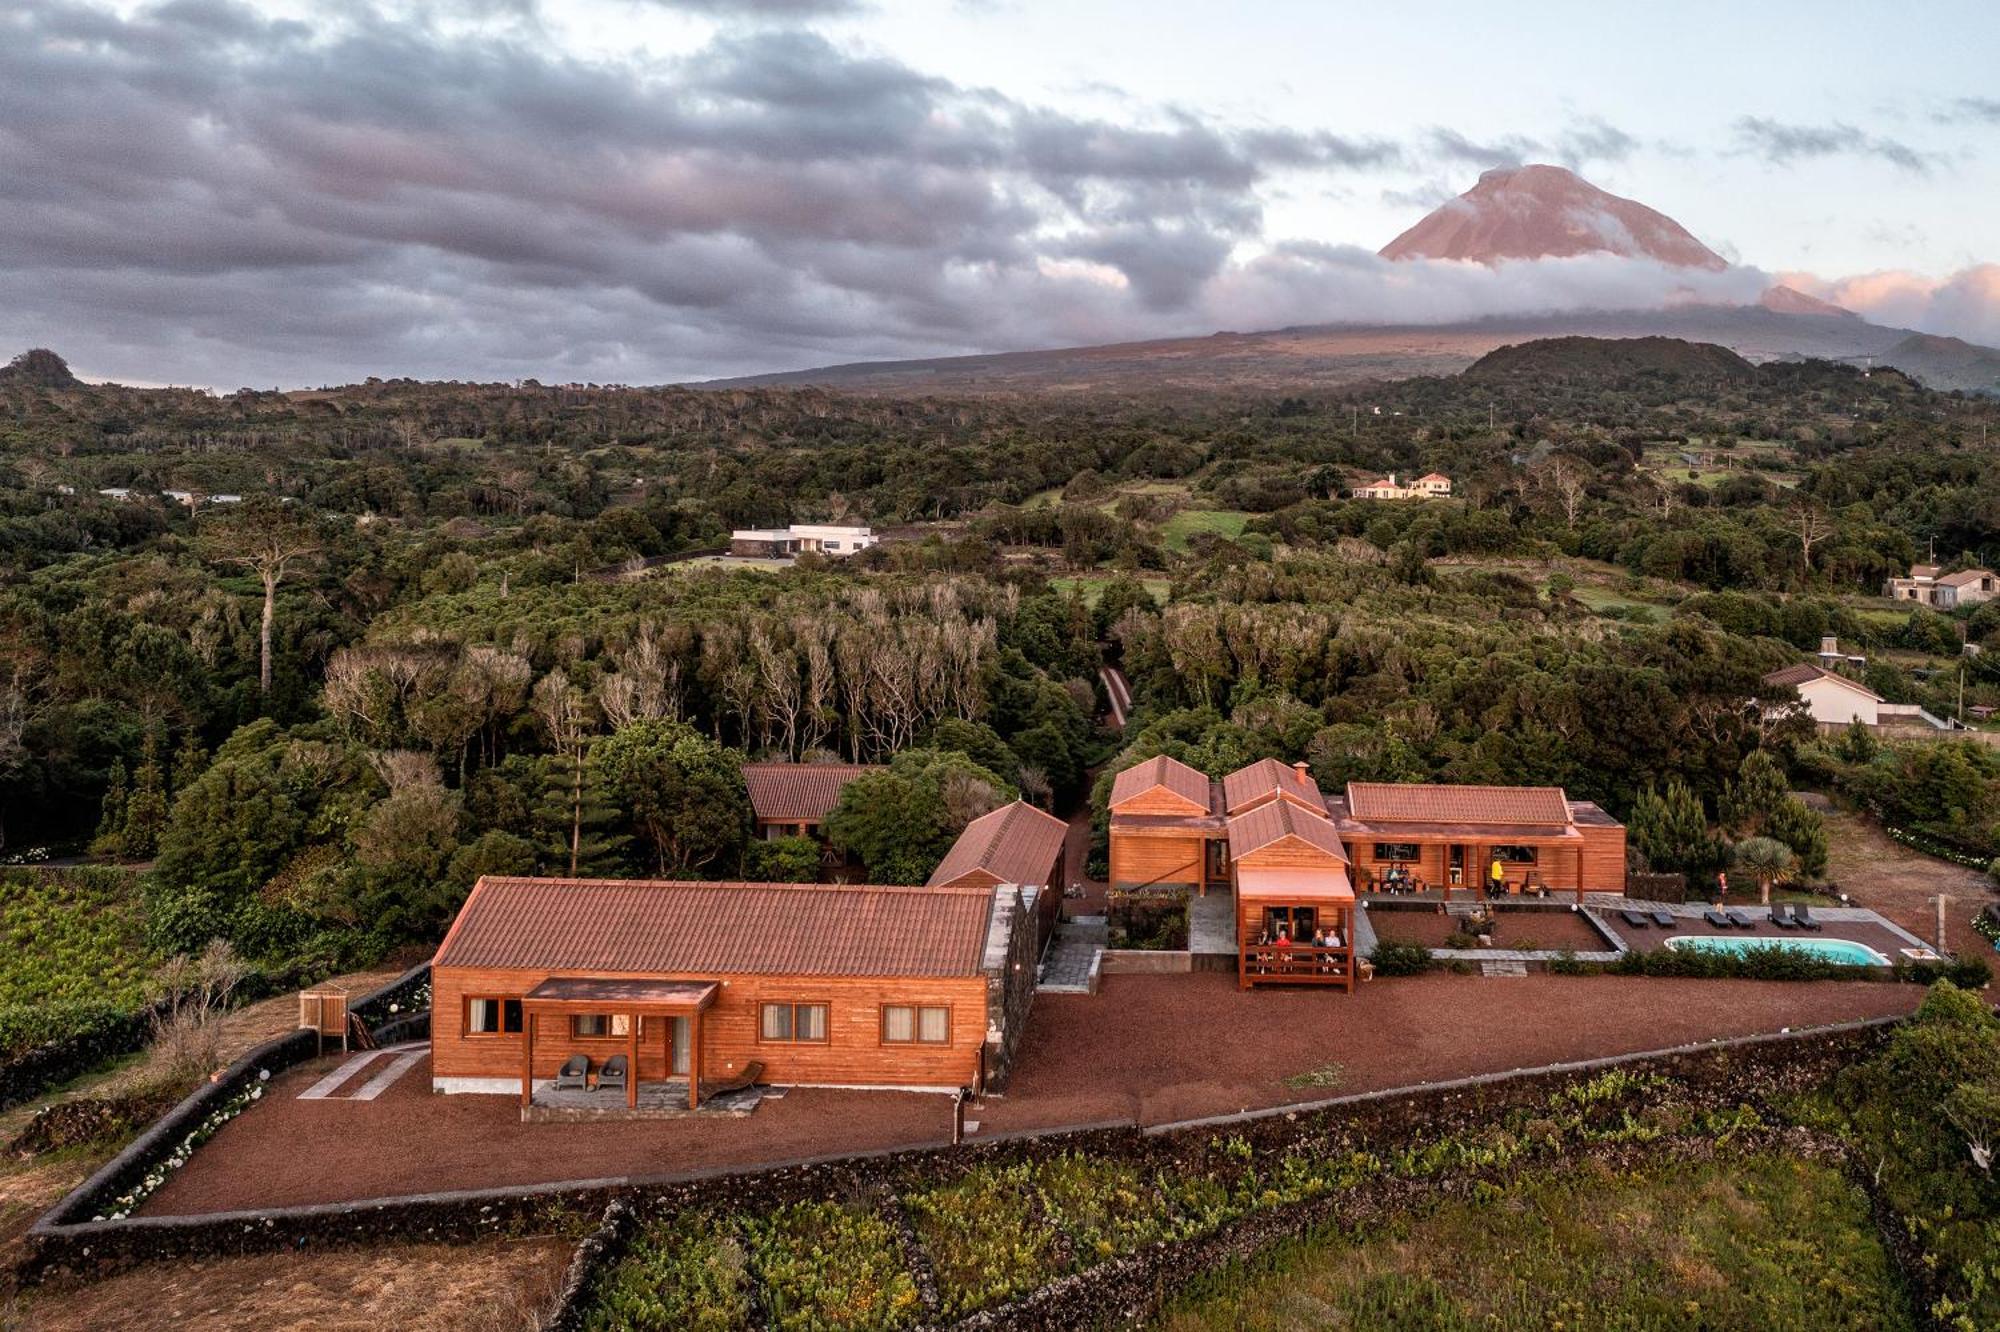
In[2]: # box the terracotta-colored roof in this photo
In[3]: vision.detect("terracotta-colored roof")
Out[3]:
[1108,755,1213,813]
[1938,568,1995,588]
[1415,472,1451,484]
[1344,783,1572,827]
[927,800,1067,888]
[434,877,994,978]
[1761,663,1883,701]
[1222,758,1327,816]
[1227,799,1348,863]
[742,762,882,823]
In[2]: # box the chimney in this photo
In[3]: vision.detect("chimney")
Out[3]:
[1819,635,1839,656]
[1292,761,1311,785]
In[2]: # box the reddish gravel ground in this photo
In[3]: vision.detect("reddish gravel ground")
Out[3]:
[138,970,1922,1216]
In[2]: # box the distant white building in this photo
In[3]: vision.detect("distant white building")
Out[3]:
[728,523,878,558]
[1763,662,1881,727]
[1884,561,1999,609]
[1350,471,1451,501]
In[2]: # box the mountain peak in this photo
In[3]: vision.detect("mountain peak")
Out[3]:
[1381,165,1728,272]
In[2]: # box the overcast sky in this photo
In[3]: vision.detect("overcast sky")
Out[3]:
[4,0,1997,387]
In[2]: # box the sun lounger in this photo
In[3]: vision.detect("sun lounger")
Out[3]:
[702,1059,765,1100]
[554,1053,589,1091]
[1770,905,1799,929]
[1704,908,1730,928]
[1649,908,1675,928]
[1793,904,1823,931]
[597,1054,628,1095]
[1724,909,1753,929]
[1619,908,1650,929]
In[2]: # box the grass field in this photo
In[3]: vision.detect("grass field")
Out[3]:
[1159,509,1251,552]
[1049,574,1171,608]
[1156,1154,1911,1331]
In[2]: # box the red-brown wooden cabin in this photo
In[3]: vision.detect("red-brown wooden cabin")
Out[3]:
[430,876,1027,1111]
[742,762,882,842]
[1228,797,1356,990]
[926,799,1069,954]
[1334,783,1627,901]
[1107,755,1227,893]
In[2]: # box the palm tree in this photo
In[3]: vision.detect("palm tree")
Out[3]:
[1732,836,1796,905]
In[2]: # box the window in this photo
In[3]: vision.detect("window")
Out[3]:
[465,997,522,1035]
[1492,845,1538,864]
[760,1002,829,1043]
[570,1014,632,1040]
[1373,842,1420,862]
[1259,906,1316,941]
[881,1005,950,1045]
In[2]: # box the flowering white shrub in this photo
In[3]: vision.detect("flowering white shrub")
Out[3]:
[89,1077,266,1221]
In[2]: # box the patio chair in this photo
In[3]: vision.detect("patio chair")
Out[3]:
[1724,908,1753,929]
[702,1060,765,1100]
[554,1053,590,1091]
[1793,904,1823,931]
[1703,908,1730,928]
[1649,908,1676,928]
[1619,908,1650,929]
[1770,904,1799,929]
[597,1054,629,1095]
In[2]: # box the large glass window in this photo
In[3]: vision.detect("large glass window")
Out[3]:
[465,997,522,1035]
[1493,845,1538,864]
[570,1014,632,1039]
[881,1005,950,1045]
[1373,842,1420,862]
[760,1002,829,1043]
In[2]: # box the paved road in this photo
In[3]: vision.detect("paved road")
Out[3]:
[1100,665,1132,729]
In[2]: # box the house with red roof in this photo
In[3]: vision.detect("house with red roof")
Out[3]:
[926,799,1069,952]
[430,876,1036,1108]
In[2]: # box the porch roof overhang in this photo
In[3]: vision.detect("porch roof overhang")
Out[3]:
[1338,820,1582,844]
[1110,813,1225,836]
[522,977,720,1013]
[1237,866,1354,903]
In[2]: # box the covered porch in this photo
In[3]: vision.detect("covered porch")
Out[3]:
[1351,829,1588,905]
[518,977,718,1112]
[1236,866,1358,991]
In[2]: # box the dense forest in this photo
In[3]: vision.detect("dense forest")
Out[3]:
[3,340,2000,986]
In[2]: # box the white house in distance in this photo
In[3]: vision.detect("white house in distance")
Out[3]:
[1763,662,1881,727]
[1883,562,2000,609]
[1350,472,1451,501]
[728,523,878,558]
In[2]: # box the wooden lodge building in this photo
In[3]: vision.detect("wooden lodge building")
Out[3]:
[742,762,882,841]
[926,799,1069,952]
[1107,755,1628,990]
[430,876,1038,1108]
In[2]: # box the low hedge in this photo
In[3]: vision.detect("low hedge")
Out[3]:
[0,1003,155,1114]
[1367,941,1433,976]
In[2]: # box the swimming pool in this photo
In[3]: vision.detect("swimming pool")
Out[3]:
[1664,934,1891,967]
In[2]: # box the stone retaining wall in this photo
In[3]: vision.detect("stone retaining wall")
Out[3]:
[21,1011,1902,1294]
[1098,949,1191,974]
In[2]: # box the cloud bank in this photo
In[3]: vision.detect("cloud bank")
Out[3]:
[0,0,1993,388]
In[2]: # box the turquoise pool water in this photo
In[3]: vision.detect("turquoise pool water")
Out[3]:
[1665,934,1890,967]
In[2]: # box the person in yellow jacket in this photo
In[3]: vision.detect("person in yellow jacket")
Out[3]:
[1488,855,1506,896]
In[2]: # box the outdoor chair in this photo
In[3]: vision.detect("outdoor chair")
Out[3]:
[1770,904,1799,929]
[1619,908,1650,929]
[597,1054,629,1095]
[554,1053,590,1091]
[1794,904,1823,931]
[1703,908,1730,928]
[1724,909,1753,929]
[703,1060,765,1100]
[1649,908,1675,928]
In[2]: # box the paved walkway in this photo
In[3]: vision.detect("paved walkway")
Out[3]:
[1189,888,1235,956]
[296,1043,427,1102]
[1040,918,1105,993]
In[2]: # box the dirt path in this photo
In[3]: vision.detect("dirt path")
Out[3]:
[1821,808,1998,959]
[8,1237,570,1332]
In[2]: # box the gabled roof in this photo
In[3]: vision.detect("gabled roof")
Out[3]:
[1345,782,1572,827]
[1761,662,1883,702]
[1226,799,1348,863]
[1221,758,1327,816]
[434,877,994,978]
[742,762,883,822]
[1109,754,1213,813]
[927,800,1068,889]
[1938,568,1995,588]
[1414,472,1451,484]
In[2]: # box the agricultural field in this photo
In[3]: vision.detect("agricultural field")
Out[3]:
[0,868,153,1062]
[1156,1154,1910,1331]
[1158,508,1252,552]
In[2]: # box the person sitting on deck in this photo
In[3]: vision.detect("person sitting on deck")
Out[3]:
[1274,927,1292,967]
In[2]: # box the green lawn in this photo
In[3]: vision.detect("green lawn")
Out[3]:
[1569,584,1663,621]
[1049,574,1170,609]
[1159,509,1252,552]
[1156,1154,1912,1332]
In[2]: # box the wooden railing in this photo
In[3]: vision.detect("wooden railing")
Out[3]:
[1240,944,1354,986]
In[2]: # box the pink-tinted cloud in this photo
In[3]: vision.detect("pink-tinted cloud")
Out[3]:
[1780,265,2000,344]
